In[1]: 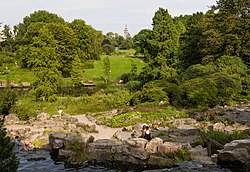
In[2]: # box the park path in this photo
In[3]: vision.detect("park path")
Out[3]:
[74,114,121,140]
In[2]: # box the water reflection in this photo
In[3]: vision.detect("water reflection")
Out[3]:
[17,150,117,172]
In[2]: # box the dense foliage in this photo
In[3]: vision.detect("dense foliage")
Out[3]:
[0,0,249,109]
[0,89,19,172]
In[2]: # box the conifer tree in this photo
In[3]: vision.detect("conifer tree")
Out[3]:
[0,89,19,172]
[141,8,182,81]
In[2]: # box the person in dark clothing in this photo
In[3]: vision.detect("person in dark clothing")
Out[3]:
[144,126,151,141]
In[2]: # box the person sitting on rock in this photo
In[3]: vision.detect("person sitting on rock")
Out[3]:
[140,125,147,138]
[23,141,34,151]
[12,136,22,152]
[144,126,152,141]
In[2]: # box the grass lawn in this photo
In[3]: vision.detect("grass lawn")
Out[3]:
[0,68,35,83]
[0,50,145,84]
[83,55,144,83]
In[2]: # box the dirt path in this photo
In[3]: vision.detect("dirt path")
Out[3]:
[75,115,121,140]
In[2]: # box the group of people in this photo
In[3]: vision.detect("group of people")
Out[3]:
[140,125,152,141]
[12,136,34,152]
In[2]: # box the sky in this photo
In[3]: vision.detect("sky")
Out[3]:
[0,0,217,36]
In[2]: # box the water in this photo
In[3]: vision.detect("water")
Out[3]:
[17,150,233,172]
[17,150,118,172]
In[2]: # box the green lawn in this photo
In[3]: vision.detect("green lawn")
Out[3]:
[0,68,35,83]
[83,55,144,83]
[0,51,145,85]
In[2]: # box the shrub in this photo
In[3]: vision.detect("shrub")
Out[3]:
[181,64,214,81]
[130,81,169,106]
[173,78,218,108]
[208,73,241,105]
[125,81,142,92]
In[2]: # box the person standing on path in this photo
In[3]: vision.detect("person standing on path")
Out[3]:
[58,108,63,116]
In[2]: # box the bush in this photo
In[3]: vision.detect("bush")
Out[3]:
[173,78,218,108]
[125,81,142,92]
[130,87,168,106]
[208,73,241,105]
[130,81,169,106]
[181,64,214,81]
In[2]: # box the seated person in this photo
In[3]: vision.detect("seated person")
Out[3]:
[144,126,152,141]
[12,136,22,152]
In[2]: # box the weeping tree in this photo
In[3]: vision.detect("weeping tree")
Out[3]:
[0,89,19,171]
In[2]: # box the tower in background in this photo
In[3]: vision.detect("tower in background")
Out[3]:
[124,25,130,39]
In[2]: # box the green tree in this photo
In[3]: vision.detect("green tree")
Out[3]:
[133,29,152,56]
[178,12,204,68]
[103,56,111,84]
[141,8,182,81]
[119,36,133,50]
[69,19,94,60]
[0,89,19,172]
[46,23,79,77]
[17,10,65,40]
[199,0,250,65]
[26,26,61,101]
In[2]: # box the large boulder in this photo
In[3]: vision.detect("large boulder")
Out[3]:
[4,114,20,125]
[217,139,250,170]
[123,138,148,149]
[113,130,132,141]
[157,142,182,154]
[145,137,163,153]
[88,139,122,161]
[49,132,67,149]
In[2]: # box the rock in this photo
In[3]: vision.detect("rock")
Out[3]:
[123,138,148,149]
[4,114,20,125]
[132,123,148,137]
[189,145,213,164]
[113,130,132,141]
[63,134,94,150]
[49,132,67,149]
[76,122,98,133]
[213,122,225,131]
[157,142,182,154]
[223,139,250,151]
[67,124,77,131]
[88,139,122,161]
[37,113,50,121]
[217,139,250,171]
[147,155,173,168]
[145,137,163,153]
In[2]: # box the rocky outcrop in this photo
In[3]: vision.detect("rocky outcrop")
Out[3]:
[49,133,175,168]
[217,139,250,171]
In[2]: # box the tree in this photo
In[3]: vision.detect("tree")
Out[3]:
[119,36,133,50]
[178,12,204,68]
[26,26,61,101]
[102,39,115,55]
[0,89,19,172]
[69,19,94,60]
[46,23,79,77]
[199,0,250,65]
[141,8,182,81]
[17,10,65,40]
[103,56,111,84]
[133,29,152,56]
[0,25,15,52]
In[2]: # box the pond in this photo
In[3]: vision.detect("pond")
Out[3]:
[17,150,232,172]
